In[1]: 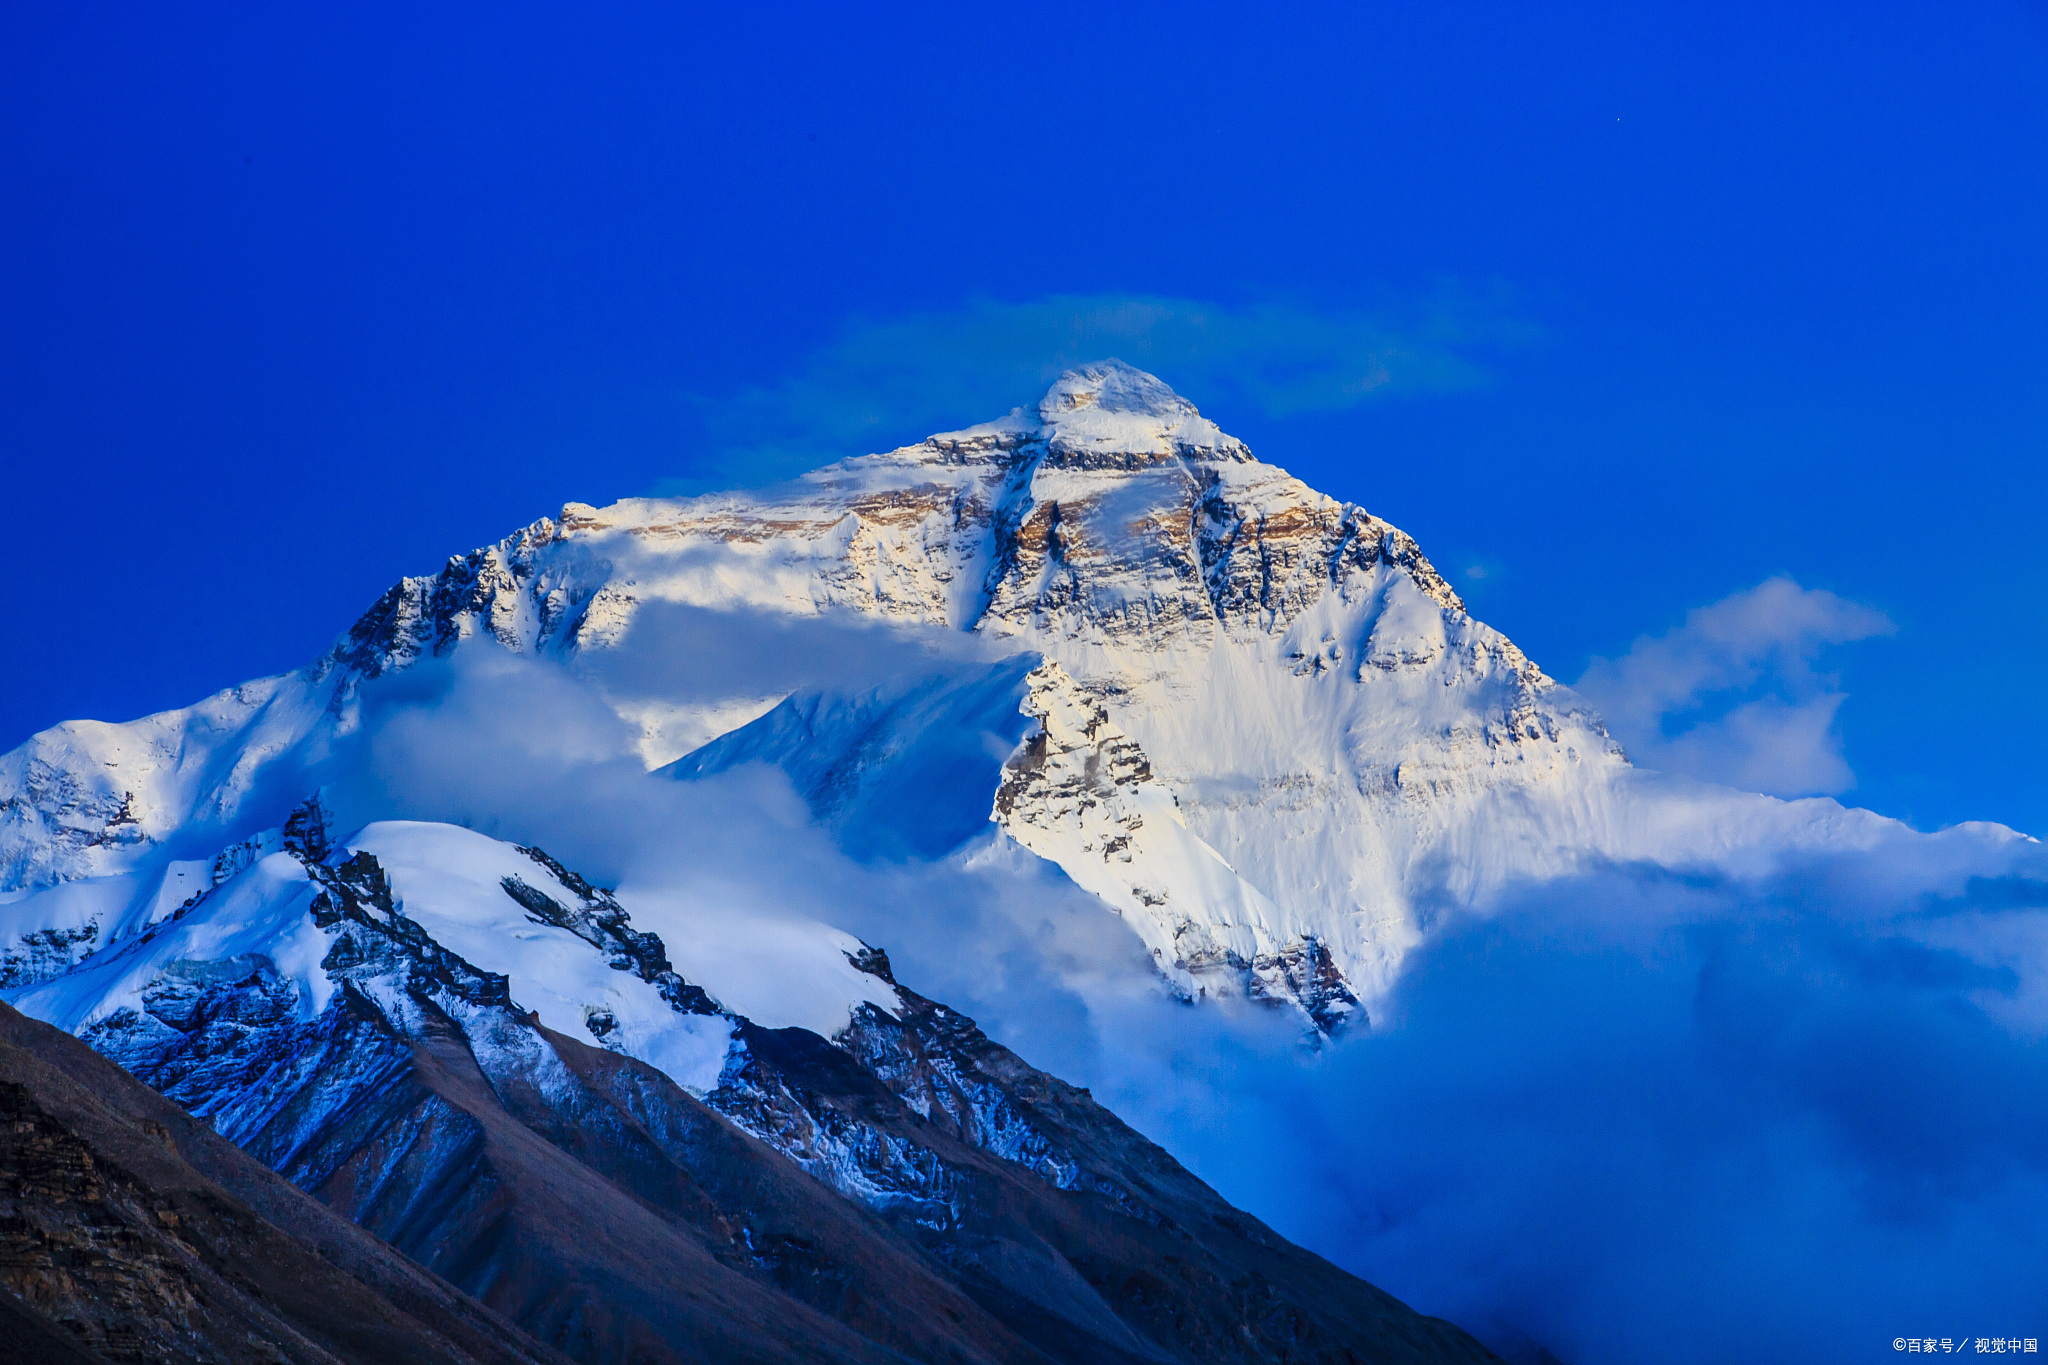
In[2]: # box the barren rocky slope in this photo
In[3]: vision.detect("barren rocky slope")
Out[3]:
[0,999,570,1365]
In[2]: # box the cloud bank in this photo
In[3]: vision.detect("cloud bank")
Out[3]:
[282,584,2041,1365]
[770,790,2048,1362]
[665,291,1533,490]
[1575,577,1895,796]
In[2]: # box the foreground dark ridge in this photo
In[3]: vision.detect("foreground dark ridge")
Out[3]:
[0,1001,567,1365]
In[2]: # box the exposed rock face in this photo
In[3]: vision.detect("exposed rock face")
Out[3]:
[1246,936,1361,1036]
[0,1000,569,1365]
[0,760,147,894]
[499,846,719,1017]
[0,923,104,991]
[992,660,1359,1028]
[327,517,593,685]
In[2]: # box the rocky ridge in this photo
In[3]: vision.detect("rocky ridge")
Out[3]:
[0,998,569,1365]
[6,798,1499,1365]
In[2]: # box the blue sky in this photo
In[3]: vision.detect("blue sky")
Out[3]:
[4,0,2046,836]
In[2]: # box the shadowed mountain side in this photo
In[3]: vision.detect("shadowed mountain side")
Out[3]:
[204,976,1498,1365]
[0,1000,569,1365]
[751,973,1503,1365]
[244,987,1039,1365]
[664,657,1039,861]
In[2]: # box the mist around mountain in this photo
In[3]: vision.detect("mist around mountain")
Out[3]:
[4,364,2044,1362]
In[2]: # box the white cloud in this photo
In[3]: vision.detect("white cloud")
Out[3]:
[1574,577,1894,796]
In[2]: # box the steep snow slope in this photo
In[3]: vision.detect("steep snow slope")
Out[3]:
[668,657,1040,861]
[0,360,1963,1025]
[8,811,899,1093]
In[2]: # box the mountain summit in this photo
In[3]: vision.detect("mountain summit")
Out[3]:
[0,364,1640,1021]
[0,364,1639,1024]
[1023,358,1242,457]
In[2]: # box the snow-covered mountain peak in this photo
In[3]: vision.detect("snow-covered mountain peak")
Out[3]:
[1030,359,1239,460]
[1041,359,1182,418]
[894,360,1240,465]
[0,365,1640,1027]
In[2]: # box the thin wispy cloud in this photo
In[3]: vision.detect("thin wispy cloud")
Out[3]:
[661,291,1536,490]
[1575,577,1895,796]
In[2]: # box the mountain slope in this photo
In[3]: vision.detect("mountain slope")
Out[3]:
[0,998,571,1365]
[4,803,1499,1363]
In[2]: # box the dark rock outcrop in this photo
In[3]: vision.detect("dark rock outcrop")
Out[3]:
[0,1000,568,1365]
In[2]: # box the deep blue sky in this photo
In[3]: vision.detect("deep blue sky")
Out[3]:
[5,1,2045,834]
